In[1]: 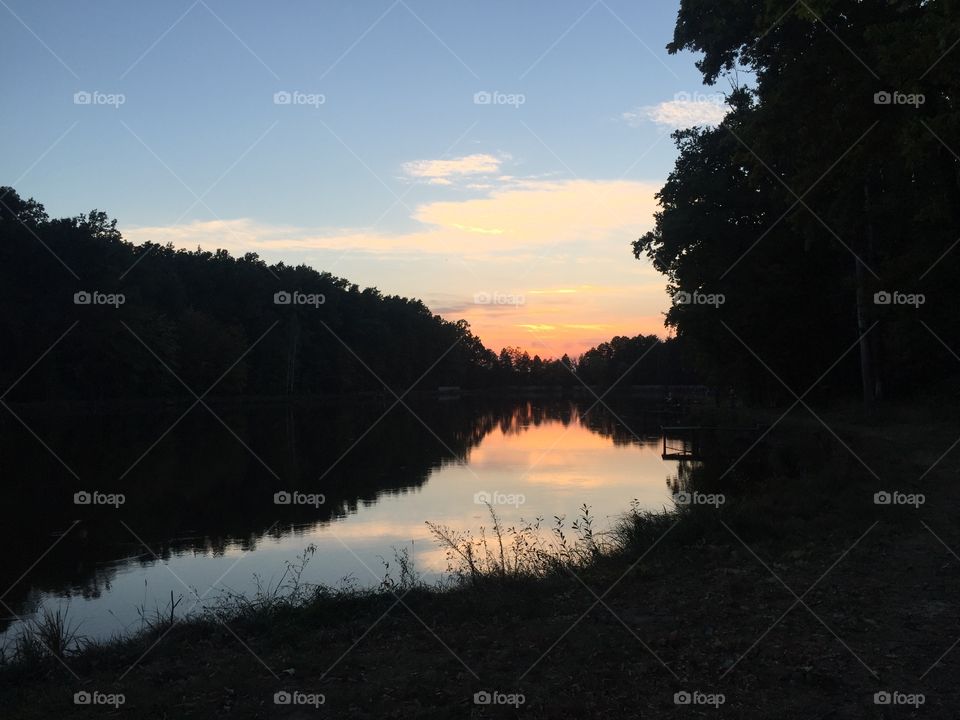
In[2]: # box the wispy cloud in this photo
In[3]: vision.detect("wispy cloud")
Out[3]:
[124,178,660,257]
[402,153,505,184]
[623,92,727,130]
[411,178,659,248]
[527,287,580,295]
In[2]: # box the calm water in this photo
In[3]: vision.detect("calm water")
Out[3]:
[0,397,692,645]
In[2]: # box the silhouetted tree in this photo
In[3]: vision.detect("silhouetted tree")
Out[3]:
[636,0,960,402]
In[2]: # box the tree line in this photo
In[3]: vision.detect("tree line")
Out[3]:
[0,187,698,402]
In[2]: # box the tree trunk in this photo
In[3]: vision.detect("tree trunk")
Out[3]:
[857,179,878,405]
[855,257,875,405]
[285,315,300,395]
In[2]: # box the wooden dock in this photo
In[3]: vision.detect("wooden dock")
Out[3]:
[660,424,766,460]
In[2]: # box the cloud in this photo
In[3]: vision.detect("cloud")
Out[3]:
[402,153,503,182]
[527,287,579,295]
[623,94,727,130]
[411,179,659,248]
[123,178,661,258]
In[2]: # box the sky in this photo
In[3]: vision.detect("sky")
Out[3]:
[2,0,728,357]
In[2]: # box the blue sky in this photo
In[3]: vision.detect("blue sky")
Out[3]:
[2,0,729,355]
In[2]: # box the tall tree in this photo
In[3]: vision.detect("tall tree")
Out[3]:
[637,0,960,402]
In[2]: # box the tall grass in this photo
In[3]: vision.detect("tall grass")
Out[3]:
[134,590,183,635]
[210,544,322,621]
[609,498,690,553]
[3,603,85,666]
[425,502,608,585]
[377,544,420,592]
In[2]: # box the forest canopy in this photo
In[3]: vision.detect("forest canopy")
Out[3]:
[0,187,696,402]
[636,0,960,402]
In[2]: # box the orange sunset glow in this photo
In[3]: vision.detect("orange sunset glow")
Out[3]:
[123,178,671,357]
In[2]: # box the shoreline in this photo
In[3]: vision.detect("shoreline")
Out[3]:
[4,401,958,718]
[0,385,715,417]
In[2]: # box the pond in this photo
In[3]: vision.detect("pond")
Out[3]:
[0,396,693,646]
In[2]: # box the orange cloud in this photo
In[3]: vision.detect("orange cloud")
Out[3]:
[123,178,660,257]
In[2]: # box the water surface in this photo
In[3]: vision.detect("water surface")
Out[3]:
[0,397,691,645]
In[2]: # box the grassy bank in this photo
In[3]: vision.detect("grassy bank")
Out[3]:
[2,401,959,718]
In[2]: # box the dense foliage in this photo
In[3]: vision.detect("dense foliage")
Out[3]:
[0,187,494,401]
[637,0,960,402]
[1,187,700,401]
[577,334,701,387]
